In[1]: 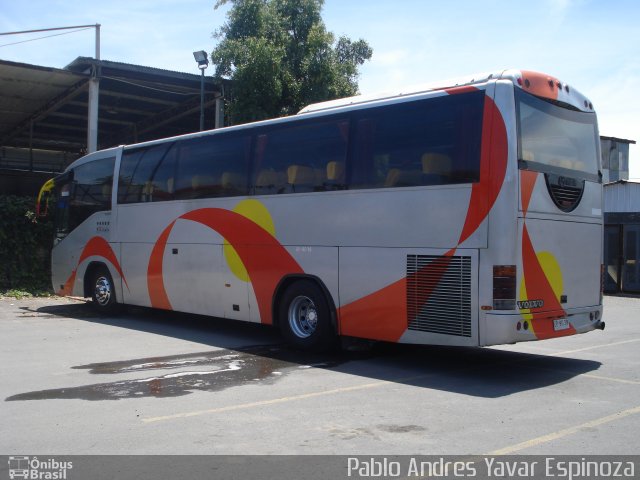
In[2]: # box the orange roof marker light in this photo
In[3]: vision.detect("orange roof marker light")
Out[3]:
[510,69,594,111]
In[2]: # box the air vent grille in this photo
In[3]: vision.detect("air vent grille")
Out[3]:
[407,254,472,337]
[545,174,585,212]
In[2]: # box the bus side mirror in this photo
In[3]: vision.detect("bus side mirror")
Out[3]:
[36,178,55,218]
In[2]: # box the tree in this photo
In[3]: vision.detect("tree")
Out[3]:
[212,0,372,124]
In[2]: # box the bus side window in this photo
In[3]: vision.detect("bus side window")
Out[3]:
[64,156,115,234]
[149,147,176,201]
[174,134,250,200]
[351,92,484,190]
[118,143,173,203]
[251,119,349,195]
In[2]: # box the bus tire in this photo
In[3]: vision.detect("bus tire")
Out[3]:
[278,279,336,352]
[89,266,120,314]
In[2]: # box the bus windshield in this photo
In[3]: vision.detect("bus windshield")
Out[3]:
[517,89,600,181]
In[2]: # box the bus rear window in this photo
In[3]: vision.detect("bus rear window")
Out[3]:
[517,89,599,180]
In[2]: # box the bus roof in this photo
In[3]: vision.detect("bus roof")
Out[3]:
[299,69,595,114]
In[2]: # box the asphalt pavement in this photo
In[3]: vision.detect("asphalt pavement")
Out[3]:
[0,295,638,455]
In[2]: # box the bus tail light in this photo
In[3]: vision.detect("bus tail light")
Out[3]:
[600,263,604,303]
[493,265,516,310]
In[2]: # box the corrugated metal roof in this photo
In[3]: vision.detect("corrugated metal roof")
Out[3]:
[0,57,224,165]
[66,57,208,82]
[604,180,640,213]
[600,135,636,144]
[0,60,86,138]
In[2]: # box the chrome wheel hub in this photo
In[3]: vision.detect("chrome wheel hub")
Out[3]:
[288,295,318,339]
[95,276,112,306]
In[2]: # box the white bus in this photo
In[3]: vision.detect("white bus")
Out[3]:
[39,69,604,351]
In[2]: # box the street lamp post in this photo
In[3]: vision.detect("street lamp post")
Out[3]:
[193,50,209,132]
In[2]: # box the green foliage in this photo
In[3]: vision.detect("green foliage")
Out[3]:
[212,0,373,124]
[0,195,54,295]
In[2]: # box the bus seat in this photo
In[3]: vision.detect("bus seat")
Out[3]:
[326,161,345,182]
[558,158,573,170]
[142,181,154,202]
[167,177,174,194]
[384,169,423,187]
[422,153,452,176]
[324,161,345,190]
[314,168,326,185]
[287,165,315,191]
[255,169,284,194]
[421,153,452,185]
[191,175,217,189]
[102,183,112,200]
[522,150,535,161]
[256,169,281,187]
[221,171,244,193]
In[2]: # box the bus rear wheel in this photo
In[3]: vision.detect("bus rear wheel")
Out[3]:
[90,266,120,314]
[279,280,336,352]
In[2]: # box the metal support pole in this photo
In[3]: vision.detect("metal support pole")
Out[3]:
[95,23,100,59]
[29,121,34,171]
[214,83,224,129]
[87,24,101,153]
[87,74,99,153]
[200,68,205,132]
[215,97,224,129]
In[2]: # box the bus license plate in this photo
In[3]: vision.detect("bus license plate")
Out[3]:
[553,318,570,331]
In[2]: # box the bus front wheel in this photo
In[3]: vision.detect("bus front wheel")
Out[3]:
[90,266,120,314]
[278,280,336,352]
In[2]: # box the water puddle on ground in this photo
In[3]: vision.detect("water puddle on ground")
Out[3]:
[5,345,351,401]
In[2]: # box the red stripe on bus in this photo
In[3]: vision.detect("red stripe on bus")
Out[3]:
[58,272,76,296]
[79,237,128,289]
[521,226,575,339]
[339,248,456,342]
[147,209,304,324]
[520,170,538,215]
[58,236,128,296]
[147,221,176,310]
[181,208,304,324]
[457,95,508,246]
[338,276,408,341]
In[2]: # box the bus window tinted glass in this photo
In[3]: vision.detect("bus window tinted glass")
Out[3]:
[517,89,599,178]
[118,143,175,203]
[351,92,484,189]
[67,157,114,232]
[252,119,349,194]
[174,134,250,199]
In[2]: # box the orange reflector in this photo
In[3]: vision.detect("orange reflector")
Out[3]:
[493,265,516,277]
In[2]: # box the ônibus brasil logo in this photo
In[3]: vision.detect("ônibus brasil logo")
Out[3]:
[8,457,73,480]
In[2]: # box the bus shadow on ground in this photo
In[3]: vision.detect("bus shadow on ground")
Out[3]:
[6,302,601,401]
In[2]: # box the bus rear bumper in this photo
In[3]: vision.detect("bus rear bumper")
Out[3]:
[482,305,604,346]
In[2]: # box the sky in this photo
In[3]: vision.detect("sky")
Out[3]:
[0,0,638,178]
